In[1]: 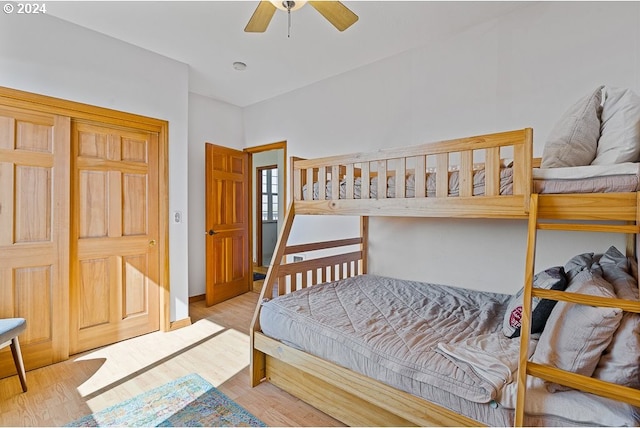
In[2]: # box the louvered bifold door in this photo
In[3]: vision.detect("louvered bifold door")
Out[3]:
[0,107,71,375]
[70,121,160,354]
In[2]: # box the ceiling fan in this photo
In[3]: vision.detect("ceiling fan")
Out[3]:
[244,1,359,34]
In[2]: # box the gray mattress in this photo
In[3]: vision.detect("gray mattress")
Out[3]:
[302,168,639,200]
[259,274,639,426]
[534,174,640,193]
[303,168,514,199]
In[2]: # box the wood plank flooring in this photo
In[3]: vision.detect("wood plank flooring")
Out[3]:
[0,291,343,427]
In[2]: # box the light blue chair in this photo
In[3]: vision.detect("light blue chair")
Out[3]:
[0,318,27,392]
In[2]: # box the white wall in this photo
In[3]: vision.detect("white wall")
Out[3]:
[243,2,640,295]
[187,93,244,297]
[0,12,191,321]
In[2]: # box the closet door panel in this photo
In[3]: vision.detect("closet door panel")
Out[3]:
[78,258,111,329]
[16,120,52,152]
[122,173,148,236]
[0,162,13,244]
[14,165,52,242]
[79,170,109,238]
[14,266,52,343]
[0,116,14,148]
[70,122,159,354]
[0,108,70,377]
[123,254,148,317]
[77,129,109,158]
[121,136,147,163]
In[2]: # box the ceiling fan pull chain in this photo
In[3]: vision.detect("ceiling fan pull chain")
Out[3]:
[287,8,291,38]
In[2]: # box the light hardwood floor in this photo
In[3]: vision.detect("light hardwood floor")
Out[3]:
[0,291,343,427]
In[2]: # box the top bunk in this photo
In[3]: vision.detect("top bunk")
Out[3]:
[291,129,640,222]
[291,128,533,219]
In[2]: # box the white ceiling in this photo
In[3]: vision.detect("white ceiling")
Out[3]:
[47,1,533,108]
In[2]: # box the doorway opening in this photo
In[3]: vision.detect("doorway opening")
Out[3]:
[245,142,286,287]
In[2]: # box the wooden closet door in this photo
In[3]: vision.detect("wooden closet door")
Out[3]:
[0,107,70,375]
[70,121,160,354]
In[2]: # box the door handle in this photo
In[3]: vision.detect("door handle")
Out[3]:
[207,229,217,236]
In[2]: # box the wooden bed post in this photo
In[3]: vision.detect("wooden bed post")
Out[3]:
[525,128,533,212]
[515,193,539,426]
[360,216,368,274]
[250,202,296,386]
[626,192,640,260]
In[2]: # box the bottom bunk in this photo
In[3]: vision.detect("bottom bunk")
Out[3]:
[250,200,640,427]
[254,269,639,426]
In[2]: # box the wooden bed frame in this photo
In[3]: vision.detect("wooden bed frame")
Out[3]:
[249,128,640,426]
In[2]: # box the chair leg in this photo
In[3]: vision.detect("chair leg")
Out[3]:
[10,337,27,392]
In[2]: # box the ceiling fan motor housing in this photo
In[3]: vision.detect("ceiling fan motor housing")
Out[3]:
[272,1,307,12]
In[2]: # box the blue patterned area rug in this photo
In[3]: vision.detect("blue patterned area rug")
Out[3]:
[66,374,267,427]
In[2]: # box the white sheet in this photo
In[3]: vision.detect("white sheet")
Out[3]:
[499,376,640,427]
[533,162,640,180]
[437,333,537,392]
[439,333,640,426]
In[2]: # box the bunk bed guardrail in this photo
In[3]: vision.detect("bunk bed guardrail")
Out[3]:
[291,128,533,218]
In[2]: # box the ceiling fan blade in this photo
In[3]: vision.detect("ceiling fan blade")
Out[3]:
[309,1,358,32]
[244,1,277,33]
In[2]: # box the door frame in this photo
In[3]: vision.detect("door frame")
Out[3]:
[244,141,287,278]
[0,86,171,332]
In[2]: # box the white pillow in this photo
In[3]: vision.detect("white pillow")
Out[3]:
[593,246,640,388]
[541,86,604,168]
[531,270,622,392]
[592,86,640,165]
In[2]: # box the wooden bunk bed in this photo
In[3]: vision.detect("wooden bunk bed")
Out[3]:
[249,127,640,426]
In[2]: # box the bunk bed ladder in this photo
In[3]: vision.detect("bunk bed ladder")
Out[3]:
[514,193,640,426]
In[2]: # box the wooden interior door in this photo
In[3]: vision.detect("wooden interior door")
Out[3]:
[0,107,70,375]
[70,121,160,354]
[205,144,250,306]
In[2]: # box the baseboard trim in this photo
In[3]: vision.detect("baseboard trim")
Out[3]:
[188,294,205,303]
[169,317,192,331]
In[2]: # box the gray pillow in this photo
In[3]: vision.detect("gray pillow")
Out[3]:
[591,86,640,165]
[541,86,604,168]
[502,266,568,338]
[532,270,623,393]
[599,245,631,271]
[563,252,602,282]
[593,246,640,388]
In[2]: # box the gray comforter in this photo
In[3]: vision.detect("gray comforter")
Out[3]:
[303,168,514,199]
[260,274,512,403]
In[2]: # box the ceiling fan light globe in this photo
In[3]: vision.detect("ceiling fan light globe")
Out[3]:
[270,0,307,12]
